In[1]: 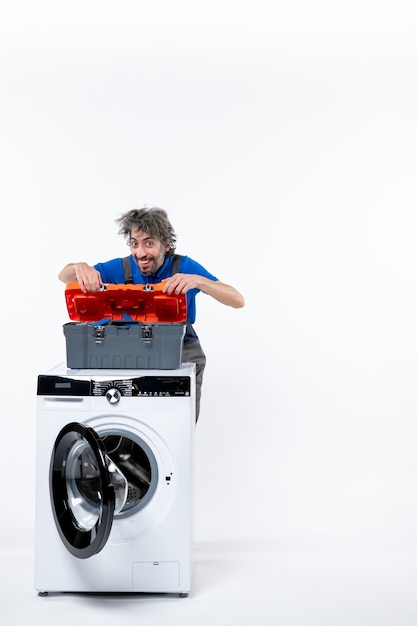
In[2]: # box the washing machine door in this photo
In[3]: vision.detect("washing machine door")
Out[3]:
[50,422,119,559]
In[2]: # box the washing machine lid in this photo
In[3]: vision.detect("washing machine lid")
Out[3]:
[50,422,115,559]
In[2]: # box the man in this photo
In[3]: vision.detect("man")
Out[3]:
[58,206,245,420]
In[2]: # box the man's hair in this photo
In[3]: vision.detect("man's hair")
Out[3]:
[115,207,177,255]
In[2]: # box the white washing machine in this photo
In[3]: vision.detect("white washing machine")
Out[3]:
[35,362,195,597]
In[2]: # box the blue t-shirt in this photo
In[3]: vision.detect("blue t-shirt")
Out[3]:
[94,255,218,340]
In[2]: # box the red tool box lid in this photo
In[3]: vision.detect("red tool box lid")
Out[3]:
[65,282,187,323]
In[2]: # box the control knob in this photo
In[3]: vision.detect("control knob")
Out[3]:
[106,387,121,404]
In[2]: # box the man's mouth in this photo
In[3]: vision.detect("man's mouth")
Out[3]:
[139,259,152,271]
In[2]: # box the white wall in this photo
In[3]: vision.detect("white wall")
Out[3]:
[1,1,417,554]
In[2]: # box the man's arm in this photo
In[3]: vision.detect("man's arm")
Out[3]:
[162,274,244,308]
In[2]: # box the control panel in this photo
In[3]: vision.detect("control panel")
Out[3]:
[37,375,191,397]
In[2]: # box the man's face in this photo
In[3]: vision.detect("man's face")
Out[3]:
[129,228,169,276]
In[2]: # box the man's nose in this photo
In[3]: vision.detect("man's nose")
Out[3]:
[134,245,147,257]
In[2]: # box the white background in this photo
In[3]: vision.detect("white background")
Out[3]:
[1,0,417,611]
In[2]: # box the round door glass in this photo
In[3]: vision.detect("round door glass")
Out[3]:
[65,439,128,530]
[65,438,102,531]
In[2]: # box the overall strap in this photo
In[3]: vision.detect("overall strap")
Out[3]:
[122,256,133,284]
[171,254,182,275]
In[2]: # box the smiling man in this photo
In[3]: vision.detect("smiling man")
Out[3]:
[58,206,245,421]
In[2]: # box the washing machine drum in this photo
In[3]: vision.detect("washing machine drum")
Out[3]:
[50,422,134,559]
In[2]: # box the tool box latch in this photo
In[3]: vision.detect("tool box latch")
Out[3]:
[141,324,153,343]
[93,326,106,343]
